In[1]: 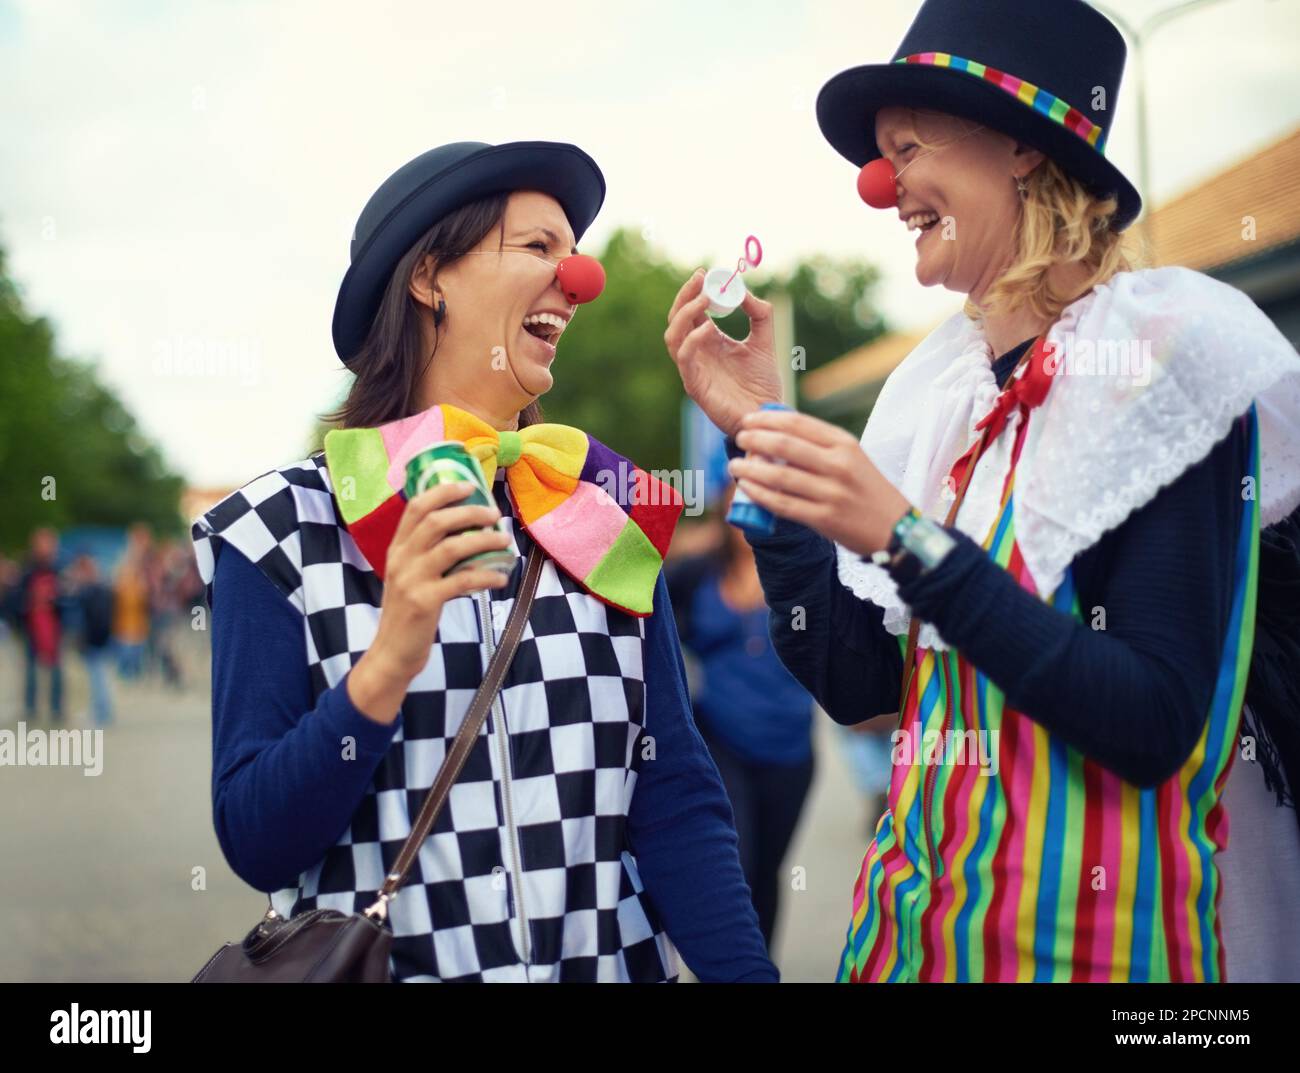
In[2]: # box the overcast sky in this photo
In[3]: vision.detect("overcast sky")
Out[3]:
[3,0,1298,488]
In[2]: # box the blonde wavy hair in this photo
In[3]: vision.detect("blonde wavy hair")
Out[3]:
[901,108,1142,324]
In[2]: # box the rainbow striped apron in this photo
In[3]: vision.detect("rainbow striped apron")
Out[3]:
[838,404,1261,983]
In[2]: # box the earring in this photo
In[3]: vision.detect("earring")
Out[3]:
[433,296,446,326]
[1015,175,1029,199]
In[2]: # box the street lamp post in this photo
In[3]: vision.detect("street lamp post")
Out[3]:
[1090,0,1234,258]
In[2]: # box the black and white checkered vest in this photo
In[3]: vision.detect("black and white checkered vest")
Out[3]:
[191,452,679,982]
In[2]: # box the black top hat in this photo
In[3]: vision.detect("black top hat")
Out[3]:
[816,0,1141,229]
[332,140,606,364]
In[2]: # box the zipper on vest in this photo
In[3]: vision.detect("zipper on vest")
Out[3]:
[922,759,942,880]
[921,659,951,883]
[475,588,532,967]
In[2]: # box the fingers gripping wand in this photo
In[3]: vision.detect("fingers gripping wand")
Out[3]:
[700,236,789,534]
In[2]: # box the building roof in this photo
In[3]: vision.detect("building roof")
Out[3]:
[1148,125,1300,271]
[802,324,936,403]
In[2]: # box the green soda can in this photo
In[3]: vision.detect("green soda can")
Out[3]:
[404,442,517,576]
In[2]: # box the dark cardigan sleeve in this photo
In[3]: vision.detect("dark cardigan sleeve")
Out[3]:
[626,571,779,982]
[896,416,1250,787]
[724,438,906,725]
[727,412,1249,788]
[209,543,401,891]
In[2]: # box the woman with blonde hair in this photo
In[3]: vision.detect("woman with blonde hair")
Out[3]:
[665,0,1300,982]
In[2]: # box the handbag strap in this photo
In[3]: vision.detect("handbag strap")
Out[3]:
[895,336,1043,714]
[362,543,545,921]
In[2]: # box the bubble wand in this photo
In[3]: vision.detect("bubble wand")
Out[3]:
[702,235,763,317]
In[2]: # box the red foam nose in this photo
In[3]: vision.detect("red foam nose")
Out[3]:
[555,254,605,304]
[857,158,898,209]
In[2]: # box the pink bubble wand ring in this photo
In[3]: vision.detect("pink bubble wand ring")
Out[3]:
[703,235,763,318]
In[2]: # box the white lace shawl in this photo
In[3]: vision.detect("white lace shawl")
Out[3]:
[835,265,1300,651]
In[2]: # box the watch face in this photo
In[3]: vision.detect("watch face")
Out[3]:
[905,518,957,569]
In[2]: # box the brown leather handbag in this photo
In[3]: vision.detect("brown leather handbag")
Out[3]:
[193,545,544,983]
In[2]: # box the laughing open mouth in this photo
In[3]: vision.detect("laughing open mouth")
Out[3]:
[522,311,568,343]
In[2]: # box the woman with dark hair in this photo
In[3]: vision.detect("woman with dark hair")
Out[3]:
[191,141,775,982]
[665,0,1300,982]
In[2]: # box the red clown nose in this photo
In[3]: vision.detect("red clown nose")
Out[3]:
[555,254,606,304]
[857,157,899,209]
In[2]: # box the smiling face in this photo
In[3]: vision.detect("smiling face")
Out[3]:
[874,106,1043,302]
[414,190,579,417]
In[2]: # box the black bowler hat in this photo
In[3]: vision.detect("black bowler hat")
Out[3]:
[816,0,1141,229]
[332,140,606,364]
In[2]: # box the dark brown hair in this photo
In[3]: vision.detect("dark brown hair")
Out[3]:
[322,191,544,430]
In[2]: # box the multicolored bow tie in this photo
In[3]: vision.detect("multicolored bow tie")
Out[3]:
[322,404,682,616]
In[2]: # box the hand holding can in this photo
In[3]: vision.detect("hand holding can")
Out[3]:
[348,481,513,721]
[404,442,518,576]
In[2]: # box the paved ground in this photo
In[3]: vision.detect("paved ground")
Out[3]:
[0,626,875,982]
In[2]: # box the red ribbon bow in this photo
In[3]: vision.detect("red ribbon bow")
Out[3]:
[949,337,1058,494]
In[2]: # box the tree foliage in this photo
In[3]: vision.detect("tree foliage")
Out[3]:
[0,244,185,554]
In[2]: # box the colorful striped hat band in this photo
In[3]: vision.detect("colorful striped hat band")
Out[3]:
[896,52,1108,153]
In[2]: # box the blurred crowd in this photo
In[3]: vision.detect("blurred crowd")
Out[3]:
[0,523,205,727]
[666,482,892,956]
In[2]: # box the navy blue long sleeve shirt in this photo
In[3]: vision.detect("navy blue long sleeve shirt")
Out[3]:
[736,339,1250,789]
[208,541,777,983]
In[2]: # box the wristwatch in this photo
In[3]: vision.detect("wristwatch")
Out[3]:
[867,507,958,585]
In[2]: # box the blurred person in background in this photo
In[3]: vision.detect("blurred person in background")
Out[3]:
[0,554,20,647]
[1218,502,1300,982]
[172,543,205,614]
[667,482,815,954]
[833,717,894,841]
[112,523,152,680]
[13,527,65,723]
[146,539,187,689]
[69,553,116,727]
